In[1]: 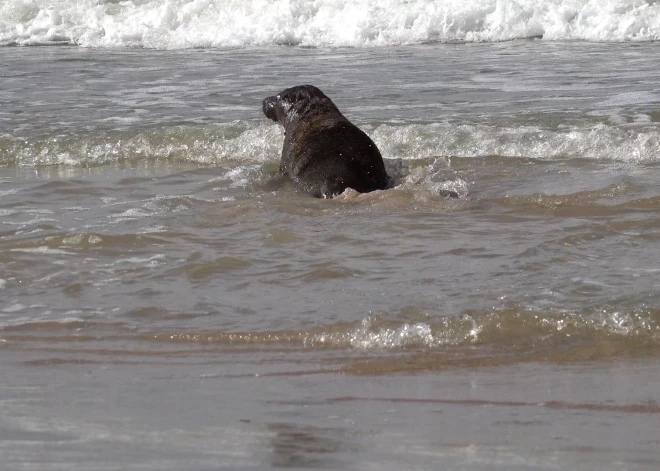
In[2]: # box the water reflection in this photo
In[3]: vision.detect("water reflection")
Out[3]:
[267,423,359,468]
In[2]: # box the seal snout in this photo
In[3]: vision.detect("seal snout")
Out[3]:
[262,96,278,122]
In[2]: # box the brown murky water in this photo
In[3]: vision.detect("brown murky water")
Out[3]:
[2,43,660,469]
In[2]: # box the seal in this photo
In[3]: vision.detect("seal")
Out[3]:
[263,85,389,198]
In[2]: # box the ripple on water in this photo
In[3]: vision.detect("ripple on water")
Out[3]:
[3,303,657,374]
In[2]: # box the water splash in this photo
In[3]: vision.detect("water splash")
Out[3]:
[2,0,660,48]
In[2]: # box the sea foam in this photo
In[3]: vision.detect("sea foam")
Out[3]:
[1,0,659,48]
[2,121,658,167]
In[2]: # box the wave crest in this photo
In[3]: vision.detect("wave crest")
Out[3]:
[2,0,660,49]
[2,120,659,167]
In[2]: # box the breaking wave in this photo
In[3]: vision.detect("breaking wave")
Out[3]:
[1,0,660,49]
[2,120,659,167]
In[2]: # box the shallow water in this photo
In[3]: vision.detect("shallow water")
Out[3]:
[2,41,660,469]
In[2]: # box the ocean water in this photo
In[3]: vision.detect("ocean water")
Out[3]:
[2,1,660,470]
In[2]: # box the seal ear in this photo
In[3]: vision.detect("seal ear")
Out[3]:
[262,96,279,122]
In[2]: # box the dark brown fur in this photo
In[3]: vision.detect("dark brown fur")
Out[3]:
[263,85,389,198]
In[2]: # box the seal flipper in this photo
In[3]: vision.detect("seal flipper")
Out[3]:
[319,176,347,198]
[439,189,459,198]
[306,176,346,199]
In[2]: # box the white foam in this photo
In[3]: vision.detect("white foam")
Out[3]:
[114,254,165,266]
[109,207,155,221]
[308,319,440,349]
[349,321,438,349]
[61,233,102,245]
[0,189,19,198]
[307,315,483,349]
[1,0,659,48]
[221,165,264,188]
[372,122,660,163]
[384,158,469,198]
[2,124,282,167]
[10,246,73,254]
[2,303,26,313]
[4,218,58,227]
[4,121,659,168]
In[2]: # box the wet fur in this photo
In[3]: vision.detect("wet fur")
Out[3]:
[263,85,389,198]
